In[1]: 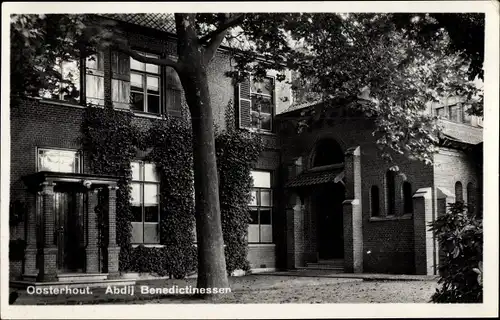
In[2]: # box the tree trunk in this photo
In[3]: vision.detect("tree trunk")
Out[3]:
[175,14,229,296]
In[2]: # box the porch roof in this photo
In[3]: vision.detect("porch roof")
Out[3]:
[285,165,344,188]
[22,171,121,191]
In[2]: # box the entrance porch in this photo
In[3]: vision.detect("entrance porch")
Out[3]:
[18,171,123,284]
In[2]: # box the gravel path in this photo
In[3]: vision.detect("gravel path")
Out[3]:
[13,275,439,305]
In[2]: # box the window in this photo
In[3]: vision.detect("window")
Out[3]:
[86,51,105,106]
[37,148,80,173]
[313,139,344,167]
[386,170,396,216]
[130,161,160,244]
[130,52,161,114]
[462,104,472,124]
[402,181,413,214]
[466,182,475,214]
[40,58,81,103]
[248,170,273,243]
[435,107,445,118]
[449,104,459,122]
[370,185,380,217]
[238,76,275,131]
[455,181,463,203]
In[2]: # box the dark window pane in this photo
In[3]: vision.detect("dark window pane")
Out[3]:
[144,205,159,222]
[131,205,142,222]
[131,92,144,112]
[260,209,271,225]
[249,209,259,224]
[261,114,272,131]
[371,185,380,217]
[455,181,463,202]
[260,98,273,114]
[386,170,396,215]
[250,112,260,128]
[403,182,413,214]
[147,95,160,114]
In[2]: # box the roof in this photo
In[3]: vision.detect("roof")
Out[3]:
[439,119,483,145]
[101,13,176,34]
[279,100,322,115]
[285,166,344,188]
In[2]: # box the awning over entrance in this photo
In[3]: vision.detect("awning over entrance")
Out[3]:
[286,166,344,188]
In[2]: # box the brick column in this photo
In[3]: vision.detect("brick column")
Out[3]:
[107,185,120,278]
[343,146,363,273]
[436,187,455,273]
[86,189,99,273]
[285,192,305,269]
[37,182,57,282]
[413,187,438,275]
[24,192,38,277]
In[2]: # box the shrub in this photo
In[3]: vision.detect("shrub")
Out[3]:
[430,201,483,303]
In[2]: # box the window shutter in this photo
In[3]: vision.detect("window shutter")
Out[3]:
[238,75,252,128]
[111,51,131,109]
[165,66,182,114]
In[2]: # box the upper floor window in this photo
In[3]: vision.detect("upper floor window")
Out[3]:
[248,170,273,243]
[37,148,81,173]
[130,161,160,244]
[238,76,275,132]
[39,58,81,103]
[455,181,463,203]
[130,53,161,114]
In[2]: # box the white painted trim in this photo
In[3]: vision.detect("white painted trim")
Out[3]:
[131,244,164,248]
[248,243,275,247]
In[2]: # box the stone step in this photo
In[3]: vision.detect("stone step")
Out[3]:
[57,273,109,282]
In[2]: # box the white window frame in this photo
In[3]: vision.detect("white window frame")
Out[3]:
[130,161,161,244]
[249,76,275,132]
[130,51,162,114]
[36,147,81,173]
[248,170,273,244]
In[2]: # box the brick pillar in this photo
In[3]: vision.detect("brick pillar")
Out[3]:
[413,187,438,275]
[107,185,120,278]
[343,146,363,273]
[86,189,100,273]
[435,187,455,273]
[38,182,57,282]
[285,192,305,269]
[24,192,38,277]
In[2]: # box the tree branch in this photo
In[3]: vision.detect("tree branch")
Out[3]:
[114,43,182,72]
[198,14,245,45]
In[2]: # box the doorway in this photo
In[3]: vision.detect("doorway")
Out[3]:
[54,184,85,272]
[316,182,345,260]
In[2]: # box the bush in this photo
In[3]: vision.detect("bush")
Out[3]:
[429,201,483,303]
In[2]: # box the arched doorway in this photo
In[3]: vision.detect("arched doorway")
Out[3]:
[311,138,345,260]
[315,182,345,259]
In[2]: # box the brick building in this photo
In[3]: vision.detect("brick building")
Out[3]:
[9,14,482,284]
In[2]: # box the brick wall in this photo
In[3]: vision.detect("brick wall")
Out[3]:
[278,113,434,273]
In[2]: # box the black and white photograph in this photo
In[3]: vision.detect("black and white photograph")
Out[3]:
[1,1,498,319]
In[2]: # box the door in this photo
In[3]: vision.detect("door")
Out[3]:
[54,186,85,272]
[317,182,345,260]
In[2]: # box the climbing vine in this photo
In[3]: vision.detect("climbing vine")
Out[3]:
[216,100,264,273]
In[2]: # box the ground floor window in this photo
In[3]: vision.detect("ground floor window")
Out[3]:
[130,161,160,244]
[248,170,273,243]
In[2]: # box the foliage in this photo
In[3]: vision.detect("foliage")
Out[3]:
[429,201,483,303]
[215,101,264,273]
[145,119,198,278]
[80,104,137,270]
[9,239,27,261]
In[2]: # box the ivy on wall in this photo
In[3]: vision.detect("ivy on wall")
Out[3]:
[80,105,136,271]
[80,101,263,277]
[216,100,264,273]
